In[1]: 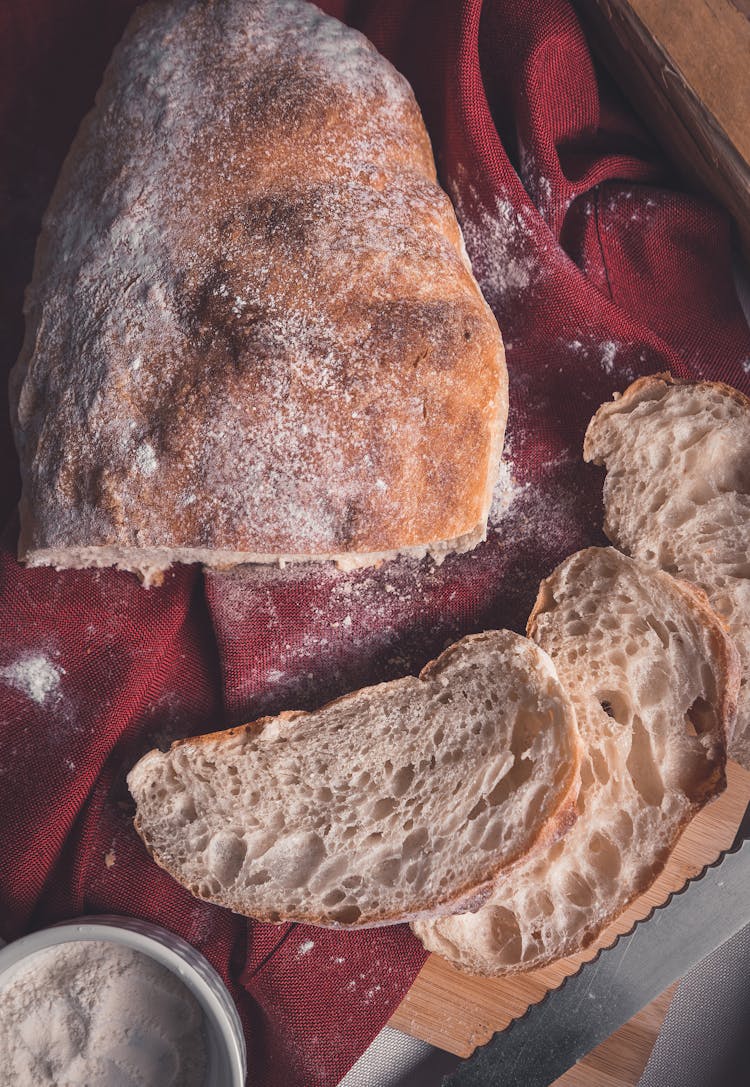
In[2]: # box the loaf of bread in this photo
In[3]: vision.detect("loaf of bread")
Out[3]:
[585,374,750,768]
[413,548,737,973]
[10,0,507,586]
[127,630,581,927]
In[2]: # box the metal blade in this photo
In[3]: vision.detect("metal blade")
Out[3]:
[442,822,750,1087]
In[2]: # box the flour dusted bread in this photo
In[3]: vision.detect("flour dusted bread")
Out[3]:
[127,631,580,927]
[585,374,750,767]
[413,548,737,973]
[11,0,507,587]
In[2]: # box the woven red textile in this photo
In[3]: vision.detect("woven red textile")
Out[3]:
[1,1,748,1084]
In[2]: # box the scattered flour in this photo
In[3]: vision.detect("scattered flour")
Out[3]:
[562,335,631,379]
[518,141,554,219]
[298,940,315,956]
[0,654,65,706]
[489,459,526,525]
[449,167,545,305]
[600,340,618,374]
[0,941,206,1087]
[742,358,750,375]
[135,442,158,476]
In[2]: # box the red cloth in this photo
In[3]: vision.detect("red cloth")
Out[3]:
[1,1,749,1084]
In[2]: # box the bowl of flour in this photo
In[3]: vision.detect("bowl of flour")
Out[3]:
[0,916,246,1086]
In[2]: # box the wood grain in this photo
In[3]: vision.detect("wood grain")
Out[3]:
[552,984,676,1087]
[573,0,750,255]
[391,759,750,1067]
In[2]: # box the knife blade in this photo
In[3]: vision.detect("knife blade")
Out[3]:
[442,803,750,1087]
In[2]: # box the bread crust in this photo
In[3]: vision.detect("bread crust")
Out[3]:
[519,549,736,971]
[11,0,507,584]
[414,547,738,974]
[584,372,750,770]
[130,631,581,927]
[584,371,750,464]
[528,546,738,797]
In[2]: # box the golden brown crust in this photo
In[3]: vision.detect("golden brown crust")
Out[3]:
[11,0,507,582]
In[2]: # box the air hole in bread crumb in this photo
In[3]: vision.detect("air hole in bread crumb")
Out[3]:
[563,872,594,908]
[612,808,634,844]
[402,828,428,860]
[588,832,622,879]
[627,715,665,807]
[487,757,534,814]
[590,747,610,784]
[686,697,717,737]
[646,616,671,650]
[330,904,361,924]
[371,797,396,820]
[392,765,414,796]
[322,889,345,907]
[597,691,632,726]
[487,907,523,963]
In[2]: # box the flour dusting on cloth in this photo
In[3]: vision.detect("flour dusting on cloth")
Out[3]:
[449,167,547,306]
[489,458,526,525]
[0,653,65,705]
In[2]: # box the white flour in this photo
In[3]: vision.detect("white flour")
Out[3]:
[0,941,206,1087]
[0,654,64,705]
[448,165,547,307]
[489,458,526,524]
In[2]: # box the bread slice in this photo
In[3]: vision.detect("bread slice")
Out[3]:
[10,0,507,587]
[584,373,750,767]
[127,631,580,927]
[413,548,737,974]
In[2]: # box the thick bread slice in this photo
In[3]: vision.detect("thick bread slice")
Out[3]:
[584,373,750,767]
[10,0,507,586]
[413,548,737,974]
[127,631,580,927]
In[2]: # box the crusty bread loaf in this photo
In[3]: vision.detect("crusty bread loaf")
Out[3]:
[413,548,737,974]
[10,0,507,587]
[127,631,580,927]
[584,373,750,768]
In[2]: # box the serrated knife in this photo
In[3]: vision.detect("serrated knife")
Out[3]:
[442,801,750,1087]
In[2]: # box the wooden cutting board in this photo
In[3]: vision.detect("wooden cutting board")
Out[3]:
[391,759,750,1084]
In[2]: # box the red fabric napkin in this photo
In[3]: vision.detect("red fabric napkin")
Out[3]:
[1,2,748,1085]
